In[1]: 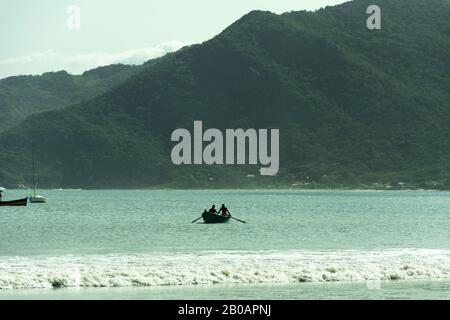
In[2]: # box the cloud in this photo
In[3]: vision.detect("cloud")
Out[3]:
[0,40,193,79]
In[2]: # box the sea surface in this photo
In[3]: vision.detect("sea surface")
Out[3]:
[0,189,450,299]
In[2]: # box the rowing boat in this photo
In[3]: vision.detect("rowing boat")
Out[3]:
[202,211,231,224]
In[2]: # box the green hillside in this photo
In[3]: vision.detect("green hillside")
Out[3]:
[1,0,450,189]
[0,64,142,132]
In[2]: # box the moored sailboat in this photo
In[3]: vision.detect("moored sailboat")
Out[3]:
[29,142,47,204]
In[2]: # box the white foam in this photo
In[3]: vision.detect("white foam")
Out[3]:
[1,249,450,289]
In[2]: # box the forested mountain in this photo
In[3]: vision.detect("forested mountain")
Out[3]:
[1,0,450,189]
[0,64,142,131]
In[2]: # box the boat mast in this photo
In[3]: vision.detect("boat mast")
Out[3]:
[32,141,36,197]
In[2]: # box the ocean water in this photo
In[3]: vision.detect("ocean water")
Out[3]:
[0,189,450,299]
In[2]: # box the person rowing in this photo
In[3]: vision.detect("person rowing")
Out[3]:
[219,204,231,216]
[208,205,217,214]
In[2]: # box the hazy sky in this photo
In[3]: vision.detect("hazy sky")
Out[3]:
[0,0,347,78]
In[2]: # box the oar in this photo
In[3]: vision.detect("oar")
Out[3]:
[191,216,203,223]
[230,216,246,224]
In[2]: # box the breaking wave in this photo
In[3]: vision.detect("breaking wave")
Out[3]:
[1,249,450,289]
